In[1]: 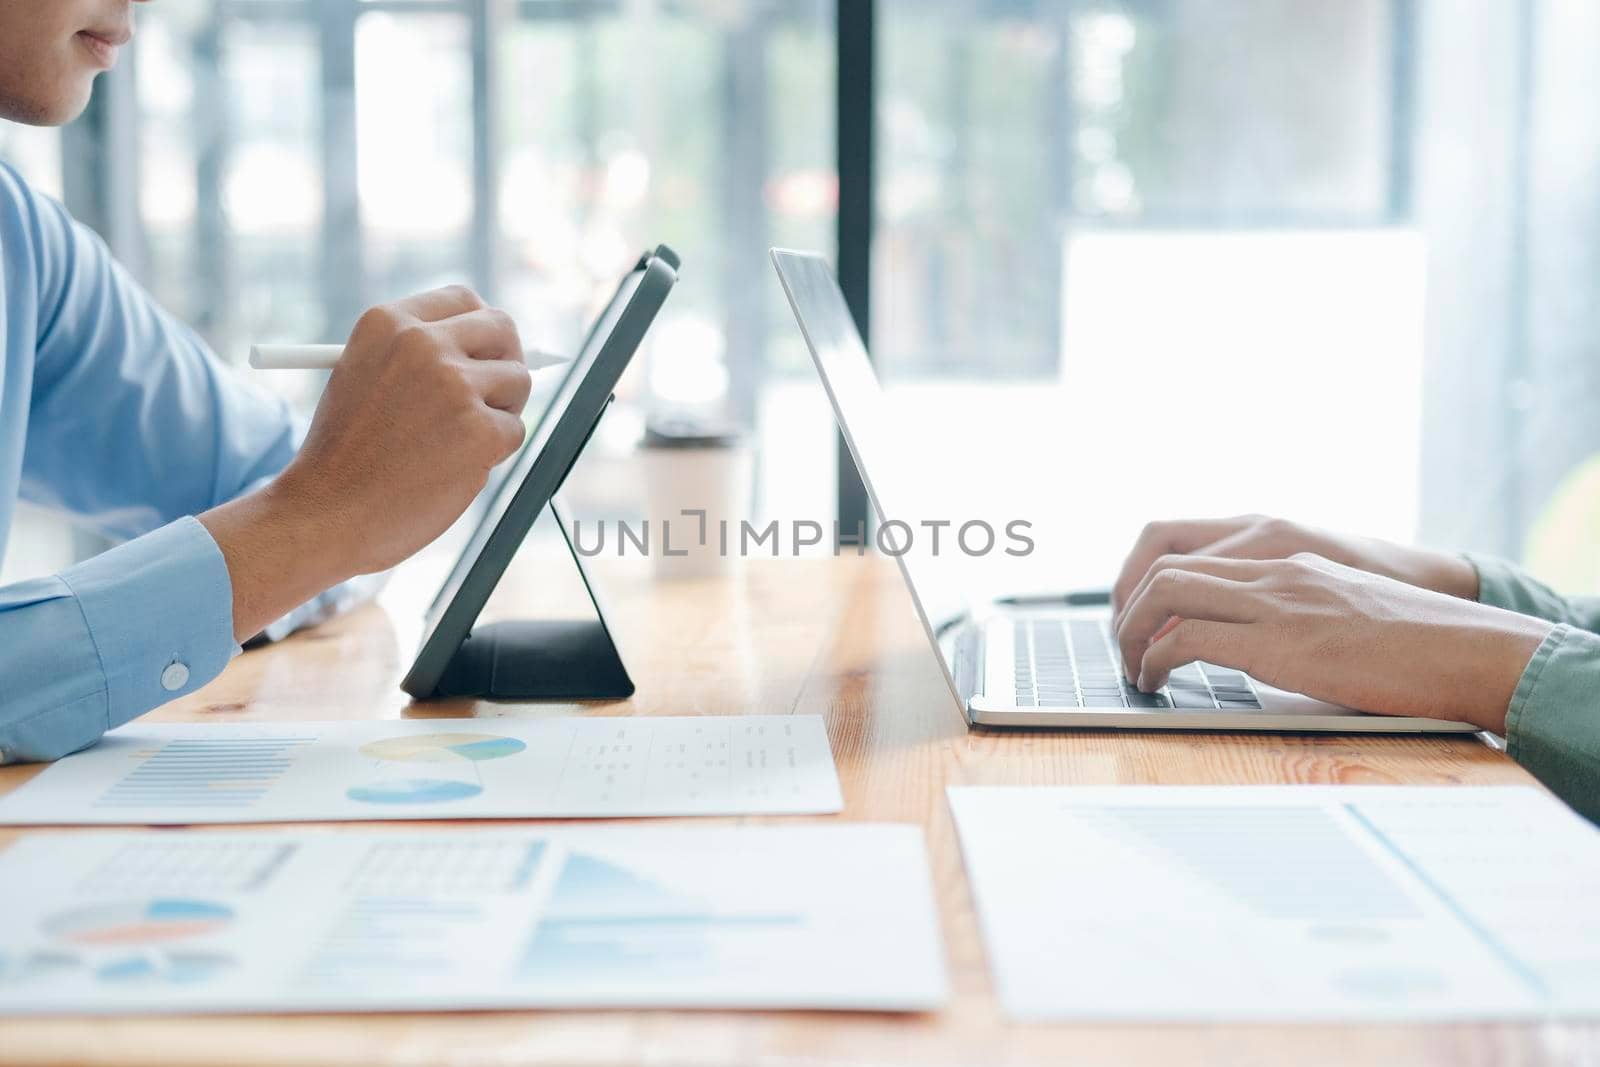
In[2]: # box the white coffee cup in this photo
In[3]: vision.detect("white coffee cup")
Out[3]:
[637,417,754,579]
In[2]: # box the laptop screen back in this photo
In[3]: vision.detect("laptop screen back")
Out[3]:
[771,248,972,696]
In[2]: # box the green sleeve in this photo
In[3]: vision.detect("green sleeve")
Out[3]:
[1500,625,1600,823]
[1467,553,1600,632]
[1466,554,1600,822]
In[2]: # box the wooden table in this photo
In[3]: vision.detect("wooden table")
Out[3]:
[1,551,1592,1067]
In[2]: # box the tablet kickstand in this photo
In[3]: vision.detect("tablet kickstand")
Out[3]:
[431,617,634,700]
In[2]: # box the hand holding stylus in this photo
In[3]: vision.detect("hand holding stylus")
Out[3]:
[199,285,533,642]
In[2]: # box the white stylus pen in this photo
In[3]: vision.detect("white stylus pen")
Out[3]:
[249,344,570,371]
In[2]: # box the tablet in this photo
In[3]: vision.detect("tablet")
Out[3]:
[400,246,679,699]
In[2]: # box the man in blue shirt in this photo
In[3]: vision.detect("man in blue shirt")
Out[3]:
[0,0,533,762]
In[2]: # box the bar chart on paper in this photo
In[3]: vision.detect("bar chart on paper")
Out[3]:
[949,785,1600,1021]
[516,845,807,990]
[0,826,948,1014]
[90,736,319,812]
[0,717,842,824]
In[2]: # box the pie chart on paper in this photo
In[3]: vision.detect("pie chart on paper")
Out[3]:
[42,900,233,946]
[345,779,484,805]
[358,733,527,764]
[97,950,236,986]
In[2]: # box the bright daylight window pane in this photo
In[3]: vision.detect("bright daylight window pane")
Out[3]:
[135,0,322,412]
[221,21,322,349]
[495,3,836,528]
[123,0,835,525]
[878,0,1410,592]
[28,0,1593,592]
[356,11,473,300]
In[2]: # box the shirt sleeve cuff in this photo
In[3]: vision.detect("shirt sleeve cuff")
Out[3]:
[56,516,239,729]
[1464,552,1575,623]
[1504,623,1600,823]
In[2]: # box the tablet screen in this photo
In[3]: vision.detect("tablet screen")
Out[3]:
[421,269,644,641]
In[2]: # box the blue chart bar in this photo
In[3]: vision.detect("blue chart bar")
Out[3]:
[520,850,805,981]
[92,738,317,810]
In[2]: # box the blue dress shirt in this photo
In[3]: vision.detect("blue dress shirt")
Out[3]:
[0,162,366,764]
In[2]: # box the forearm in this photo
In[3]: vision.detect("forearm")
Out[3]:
[198,476,357,644]
[1429,607,1553,734]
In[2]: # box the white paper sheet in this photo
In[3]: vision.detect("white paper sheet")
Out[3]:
[948,785,1600,1021]
[0,824,946,1014]
[0,717,841,824]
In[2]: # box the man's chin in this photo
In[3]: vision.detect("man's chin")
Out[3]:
[0,77,96,127]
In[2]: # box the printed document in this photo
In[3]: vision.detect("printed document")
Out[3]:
[949,785,1600,1021]
[0,824,945,1013]
[0,717,841,824]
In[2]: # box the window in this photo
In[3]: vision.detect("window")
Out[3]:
[874,0,1417,590]
[877,0,1400,380]
[5,0,1600,597]
[126,0,837,518]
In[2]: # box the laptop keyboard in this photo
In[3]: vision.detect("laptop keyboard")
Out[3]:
[1010,619,1262,710]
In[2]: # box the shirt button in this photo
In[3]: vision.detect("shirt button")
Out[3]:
[161,661,191,692]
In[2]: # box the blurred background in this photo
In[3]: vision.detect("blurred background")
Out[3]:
[3,0,1599,597]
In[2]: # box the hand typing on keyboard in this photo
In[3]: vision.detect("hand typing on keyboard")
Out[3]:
[1110,515,1481,625]
[1110,536,1549,734]
[1012,619,1260,710]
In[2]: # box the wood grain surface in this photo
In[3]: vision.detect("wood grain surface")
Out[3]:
[0,548,1591,1067]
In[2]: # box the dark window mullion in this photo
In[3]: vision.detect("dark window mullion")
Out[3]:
[1387,0,1419,222]
[192,9,231,351]
[835,0,873,540]
[318,0,364,338]
[468,0,499,301]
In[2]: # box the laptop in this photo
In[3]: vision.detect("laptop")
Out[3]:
[771,248,1476,734]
